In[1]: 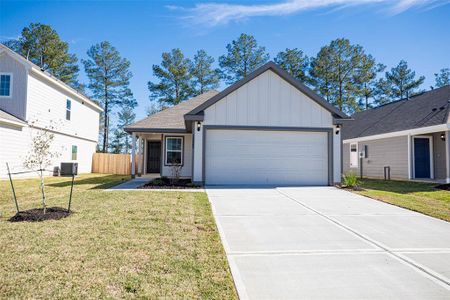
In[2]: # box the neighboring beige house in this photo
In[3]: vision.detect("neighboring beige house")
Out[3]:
[342,85,450,182]
[0,44,102,177]
[125,62,348,186]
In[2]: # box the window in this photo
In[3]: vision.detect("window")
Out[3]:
[350,143,358,168]
[71,145,77,160]
[0,73,12,97]
[66,99,71,120]
[165,137,183,165]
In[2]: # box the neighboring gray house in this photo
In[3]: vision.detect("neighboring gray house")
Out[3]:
[125,62,348,186]
[342,85,450,182]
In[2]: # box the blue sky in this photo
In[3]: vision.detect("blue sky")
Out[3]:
[1,0,449,120]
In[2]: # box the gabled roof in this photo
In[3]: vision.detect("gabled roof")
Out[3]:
[342,85,450,140]
[0,44,103,112]
[186,61,348,119]
[0,108,27,127]
[124,90,218,133]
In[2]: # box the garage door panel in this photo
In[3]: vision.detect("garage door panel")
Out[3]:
[205,129,329,186]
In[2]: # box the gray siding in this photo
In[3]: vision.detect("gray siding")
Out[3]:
[343,136,409,179]
[432,132,446,180]
[0,53,27,120]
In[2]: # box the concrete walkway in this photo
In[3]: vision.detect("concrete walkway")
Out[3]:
[207,186,450,299]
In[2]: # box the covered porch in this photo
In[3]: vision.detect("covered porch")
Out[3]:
[129,131,193,179]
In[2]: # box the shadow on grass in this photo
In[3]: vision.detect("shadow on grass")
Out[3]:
[360,179,438,194]
[48,174,130,190]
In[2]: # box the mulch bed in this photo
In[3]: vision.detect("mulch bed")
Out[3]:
[435,184,450,191]
[139,178,201,189]
[9,207,71,222]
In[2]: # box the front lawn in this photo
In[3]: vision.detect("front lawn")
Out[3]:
[356,179,450,222]
[0,174,236,299]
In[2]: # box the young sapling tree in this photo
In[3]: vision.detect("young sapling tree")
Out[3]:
[23,120,61,214]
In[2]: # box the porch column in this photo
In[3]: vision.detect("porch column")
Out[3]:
[131,133,136,178]
[137,136,142,177]
[446,131,450,183]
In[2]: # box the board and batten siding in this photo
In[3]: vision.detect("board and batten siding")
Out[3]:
[204,70,332,127]
[0,53,28,120]
[26,73,100,142]
[343,136,409,179]
[193,69,340,183]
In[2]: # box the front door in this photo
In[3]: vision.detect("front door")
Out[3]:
[147,141,161,173]
[414,137,431,178]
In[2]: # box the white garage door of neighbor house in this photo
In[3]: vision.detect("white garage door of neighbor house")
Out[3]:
[205,129,329,186]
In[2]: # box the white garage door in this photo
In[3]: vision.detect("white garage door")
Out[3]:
[205,129,329,186]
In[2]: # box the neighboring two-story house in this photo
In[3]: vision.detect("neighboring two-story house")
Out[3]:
[0,44,102,177]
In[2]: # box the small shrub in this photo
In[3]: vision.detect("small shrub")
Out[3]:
[342,172,360,189]
[151,178,165,186]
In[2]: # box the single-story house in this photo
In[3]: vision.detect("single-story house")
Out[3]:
[125,62,348,186]
[0,43,102,177]
[342,85,450,182]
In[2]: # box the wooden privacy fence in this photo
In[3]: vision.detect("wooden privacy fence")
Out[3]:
[92,153,137,175]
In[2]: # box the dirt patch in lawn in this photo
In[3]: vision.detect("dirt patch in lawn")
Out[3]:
[139,177,201,189]
[9,207,71,222]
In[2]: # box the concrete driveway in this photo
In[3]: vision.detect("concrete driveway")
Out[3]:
[206,187,450,299]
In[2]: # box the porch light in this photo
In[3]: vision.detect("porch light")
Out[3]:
[335,124,341,135]
[441,133,446,141]
[197,121,201,132]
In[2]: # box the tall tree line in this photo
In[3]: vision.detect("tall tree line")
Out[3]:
[149,34,447,115]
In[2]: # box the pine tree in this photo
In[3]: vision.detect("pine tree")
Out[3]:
[4,23,80,87]
[116,97,137,153]
[148,48,193,106]
[435,68,450,88]
[274,48,309,83]
[219,33,269,84]
[355,59,385,110]
[384,60,425,100]
[310,38,374,114]
[82,41,133,152]
[190,50,220,95]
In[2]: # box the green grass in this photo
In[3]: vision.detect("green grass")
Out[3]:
[0,174,237,299]
[356,179,450,222]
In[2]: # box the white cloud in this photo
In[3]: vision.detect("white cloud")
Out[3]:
[175,0,448,26]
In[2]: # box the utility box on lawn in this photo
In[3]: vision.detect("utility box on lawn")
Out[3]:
[60,162,78,176]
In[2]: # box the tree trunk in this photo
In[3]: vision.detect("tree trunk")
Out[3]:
[39,169,47,214]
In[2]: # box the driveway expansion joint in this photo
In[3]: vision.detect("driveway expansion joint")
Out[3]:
[275,188,450,289]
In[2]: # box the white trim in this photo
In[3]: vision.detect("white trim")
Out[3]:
[0,72,13,98]
[446,131,450,183]
[165,136,183,165]
[407,134,412,179]
[0,116,26,127]
[349,142,358,168]
[343,124,449,144]
[412,135,434,179]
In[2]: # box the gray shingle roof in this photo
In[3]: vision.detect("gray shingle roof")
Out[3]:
[342,85,450,140]
[125,90,218,132]
[0,109,27,125]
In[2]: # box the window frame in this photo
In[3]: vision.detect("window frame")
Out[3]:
[71,145,78,160]
[0,73,13,98]
[66,99,72,121]
[164,136,184,166]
